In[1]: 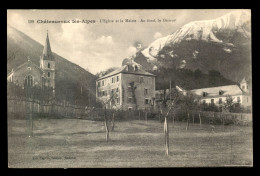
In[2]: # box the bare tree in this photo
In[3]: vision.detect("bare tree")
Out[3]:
[158,88,181,156]
[179,92,196,131]
[96,90,118,142]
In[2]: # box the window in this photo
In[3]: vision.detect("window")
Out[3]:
[211,99,214,104]
[148,77,152,84]
[219,98,222,104]
[202,100,206,104]
[139,76,144,83]
[48,63,50,68]
[242,85,245,90]
[219,90,223,95]
[144,88,148,95]
[116,75,119,82]
[128,86,132,92]
[116,88,119,92]
[111,89,114,94]
[203,92,207,97]
[112,77,114,83]
[24,75,33,87]
[116,98,120,104]
[237,97,241,103]
[102,91,105,96]
[48,72,50,78]
[145,99,149,105]
[102,80,104,86]
[127,97,133,103]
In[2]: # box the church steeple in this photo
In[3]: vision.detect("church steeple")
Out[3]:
[42,31,54,61]
[40,31,55,98]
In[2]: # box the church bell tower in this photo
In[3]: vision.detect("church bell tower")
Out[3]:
[40,31,55,97]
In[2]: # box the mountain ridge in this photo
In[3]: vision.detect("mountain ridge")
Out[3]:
[132,10,251,83]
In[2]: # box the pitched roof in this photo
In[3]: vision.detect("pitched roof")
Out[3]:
[97,65,155,81]
[7,59,43,77]
[190,85,244,98]
[42,32,54,61]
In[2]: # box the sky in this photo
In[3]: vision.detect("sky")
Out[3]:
[7,9,241,74]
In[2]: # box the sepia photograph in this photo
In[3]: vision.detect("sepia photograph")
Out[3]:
[7,9,252,168]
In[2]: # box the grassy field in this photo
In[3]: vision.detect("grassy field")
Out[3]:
[8,117,253,168]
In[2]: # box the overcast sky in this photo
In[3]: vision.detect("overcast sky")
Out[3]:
[7,9,240,74]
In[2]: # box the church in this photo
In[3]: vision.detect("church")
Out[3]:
[7,32,56,97]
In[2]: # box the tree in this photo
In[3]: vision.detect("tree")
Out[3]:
[129,81,138,109]
[223,95,234,113]
[158,88,182,156]
[96,89,118,142]
[178,91,197,130]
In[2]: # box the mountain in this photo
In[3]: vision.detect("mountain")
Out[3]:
[133,10,251,83]
[7,25,97,105]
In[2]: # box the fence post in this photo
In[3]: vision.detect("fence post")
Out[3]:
[222,114,225,130]
[199,112,202,127]
[145,111,148,124]
[186,112,190,131]
[164,117,169,156]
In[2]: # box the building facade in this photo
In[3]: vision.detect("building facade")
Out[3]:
[154,78,252,111]
[7,32,55,97]
[96,64,156,110]
[190,78,252,109]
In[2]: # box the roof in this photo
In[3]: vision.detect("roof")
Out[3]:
[7,59,43,77]
[97,65,155,81]
[190,85,244,98]
[42,32,54,61]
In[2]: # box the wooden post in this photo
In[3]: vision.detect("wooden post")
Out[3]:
[145,111,148,124]
[139,110,141,121]
[111,112,115,131]
[29,98,33,137]
[192,114,194,124]
[222,114,225,130]
[104,107,109,142]
[164,117,169,156]
[186,112,190,131]
[199,112,202,127]
[172,114,175,128]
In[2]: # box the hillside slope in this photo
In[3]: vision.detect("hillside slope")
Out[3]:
[7,25,97,105]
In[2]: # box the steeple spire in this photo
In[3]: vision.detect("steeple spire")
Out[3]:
[42,31,54,61]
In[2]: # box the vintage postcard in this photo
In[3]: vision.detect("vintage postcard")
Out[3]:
[7,9,252,168]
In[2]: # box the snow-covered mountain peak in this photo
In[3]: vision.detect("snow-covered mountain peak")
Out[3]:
[140,10,250,62]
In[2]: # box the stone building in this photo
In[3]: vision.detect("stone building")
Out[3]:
[7,32,55,97]
[96,64,156,110]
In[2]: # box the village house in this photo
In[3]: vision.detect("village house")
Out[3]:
[190,78,251,109]
[96,64,156,110]
[7,32,55,97]
[155,78,252,110]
